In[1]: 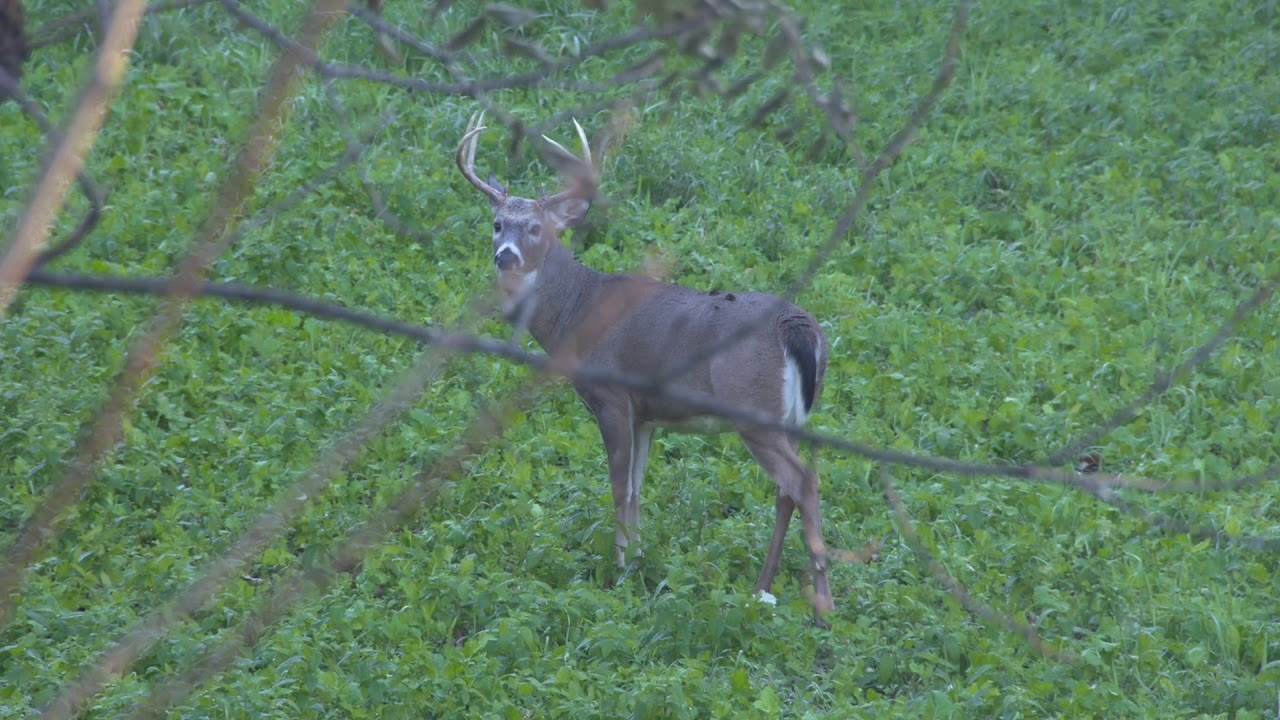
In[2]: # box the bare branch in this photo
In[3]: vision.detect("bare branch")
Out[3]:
[0,66,106,267]
[39,335,458,720]
[652,0,970,395]
[24,269,1279,504]
[880,467,1077,663]
[29,0,216,50]
[1084,484,1280,553]
[0,0,145,316]
[238,101,392,238]
[786,0,970,299]
[0,0,350,631]
[770,5,863,167]
[123,376,550,720]
[1045,265,1280,466]
[343,0,453,63]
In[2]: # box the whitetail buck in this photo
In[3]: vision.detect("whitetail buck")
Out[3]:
[456,113,834,616]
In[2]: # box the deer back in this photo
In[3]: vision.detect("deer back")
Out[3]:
[575,280,828,427]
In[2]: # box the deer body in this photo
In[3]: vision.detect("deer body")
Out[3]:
[457,114,834,616]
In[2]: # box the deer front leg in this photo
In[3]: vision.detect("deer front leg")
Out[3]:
[625,423,654,558]
[594,404,639,568]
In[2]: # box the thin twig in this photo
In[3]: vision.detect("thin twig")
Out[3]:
[227,0,715,97]
[771,5,865,167]
[319,81,433,243]
[240,109,393,238]
[1084,485,1280,552]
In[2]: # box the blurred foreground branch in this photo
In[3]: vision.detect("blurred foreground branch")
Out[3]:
[0,0,143,316]
[0,0,349,631]
[25,267,1280,503]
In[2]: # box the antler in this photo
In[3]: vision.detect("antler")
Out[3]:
[541,118,597,205]
[456,112,506,204]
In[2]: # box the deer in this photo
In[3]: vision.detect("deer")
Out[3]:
[455,113,835,617]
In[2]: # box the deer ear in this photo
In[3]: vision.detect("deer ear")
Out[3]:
[485,173,507,210]
[544,195,591,229]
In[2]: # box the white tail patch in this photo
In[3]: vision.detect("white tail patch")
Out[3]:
[782,353,809,426]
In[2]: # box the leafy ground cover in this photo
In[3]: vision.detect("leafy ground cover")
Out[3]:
[2,0,1278,717]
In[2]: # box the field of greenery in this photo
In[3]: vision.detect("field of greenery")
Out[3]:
[2,0,1279,717]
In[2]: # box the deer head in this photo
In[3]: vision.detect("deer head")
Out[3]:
[455,113,596,294]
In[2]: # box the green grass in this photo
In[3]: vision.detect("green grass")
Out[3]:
[2,0,1279,717]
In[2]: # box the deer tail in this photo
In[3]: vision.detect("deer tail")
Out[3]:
[779,312,825,418]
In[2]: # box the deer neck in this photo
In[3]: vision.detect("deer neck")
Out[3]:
[523,240,603,357]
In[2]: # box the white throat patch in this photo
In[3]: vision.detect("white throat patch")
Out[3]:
[518,269,538,295]
[501,269,538,317]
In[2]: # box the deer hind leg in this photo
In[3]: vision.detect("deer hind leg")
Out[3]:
[755,434,802,595]
[755,488,796,598]
[738,429,833,616]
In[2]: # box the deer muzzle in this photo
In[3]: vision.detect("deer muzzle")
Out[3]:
[494,246,521,270]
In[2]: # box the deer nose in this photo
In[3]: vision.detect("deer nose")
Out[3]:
[494,247,521,270]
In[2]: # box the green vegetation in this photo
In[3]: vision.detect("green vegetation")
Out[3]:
[2,0,1278,717]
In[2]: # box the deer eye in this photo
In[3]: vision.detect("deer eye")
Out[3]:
[529,223,542,237]
[493,220,502,232]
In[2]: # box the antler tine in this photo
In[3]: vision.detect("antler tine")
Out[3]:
[573,118,592,170]
[456,111,505,204]
[546,119,597,167]
[540,135,573,164]
[542,118,597,201]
